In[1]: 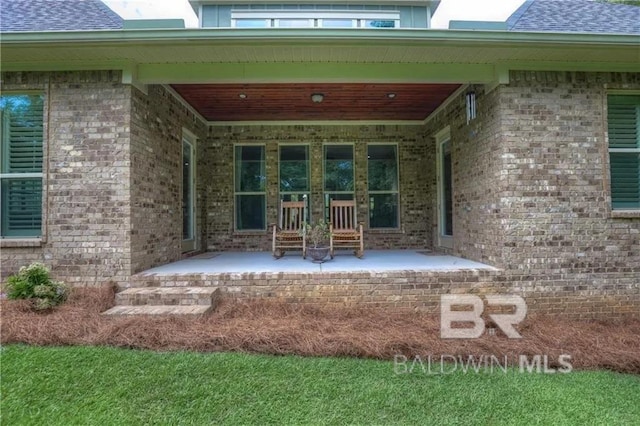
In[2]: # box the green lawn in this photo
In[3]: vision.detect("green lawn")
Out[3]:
[2,345,639,425]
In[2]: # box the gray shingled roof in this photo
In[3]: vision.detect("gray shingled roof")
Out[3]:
[0,0,123,32]
[507,0,640,34]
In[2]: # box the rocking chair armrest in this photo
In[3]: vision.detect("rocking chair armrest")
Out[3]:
[270,223,282,231]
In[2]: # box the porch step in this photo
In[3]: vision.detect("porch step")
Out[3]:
[102,287,221,316]
[115,287,220,306]
[102,305,211,316]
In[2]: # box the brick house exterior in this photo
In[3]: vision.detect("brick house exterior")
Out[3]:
[1,0,638,316]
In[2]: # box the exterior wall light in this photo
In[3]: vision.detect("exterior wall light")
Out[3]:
[466,90,477,124]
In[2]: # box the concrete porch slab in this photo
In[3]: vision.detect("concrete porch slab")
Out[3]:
[137,250,498,276]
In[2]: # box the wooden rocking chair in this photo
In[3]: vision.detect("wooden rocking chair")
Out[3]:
[329,199,364,259]
[272,200,306,259]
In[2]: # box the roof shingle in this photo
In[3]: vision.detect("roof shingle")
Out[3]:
[507,0,640,34]
[0,0,123,32]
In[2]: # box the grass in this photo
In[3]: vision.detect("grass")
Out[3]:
[2,345,639,425]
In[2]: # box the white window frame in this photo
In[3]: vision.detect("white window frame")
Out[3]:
[0,92,45,240]
[367,143,400,230]
[323,143,355,221]
[231,10,400,28]
[233,144,267,232]
[181,130,197,252]
[278,143,311,222]
[436,127,453,249]
[607,91,640,212]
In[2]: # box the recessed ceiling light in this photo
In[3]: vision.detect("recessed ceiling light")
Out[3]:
[387,93,396,99]
[239,93,247,99]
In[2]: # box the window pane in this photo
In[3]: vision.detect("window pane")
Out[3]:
[608,96,640,210]
[236,194,266,230]
[369,193,398,228]
[610,152,640,209]
[1,94,44,174]
[280,145,309,192]
[442,143,453,236]
[324,145,354,192]
[235,146,265,192]
[368,145,398,191]
[182,142,193,240]
[365,20,396,28]
[277,19,311,28]
[1,178,42,237]
[235,19,269,28]
[321,19,353,28]
[1,94,44,238]
[608,95,640,149]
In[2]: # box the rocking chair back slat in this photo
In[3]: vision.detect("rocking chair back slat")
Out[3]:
[328,199,364,258]
[330,200,356,232]
[279,201,305,232]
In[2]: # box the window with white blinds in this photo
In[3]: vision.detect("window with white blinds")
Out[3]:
[0,94,44,237]
[608,95,640,210]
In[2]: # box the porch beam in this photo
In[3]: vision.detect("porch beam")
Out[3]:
[136,63,498,84]
[122,65,148,95]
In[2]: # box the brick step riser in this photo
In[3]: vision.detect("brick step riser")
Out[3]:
[124,279,223,289]
[103,288,222,316]
[102,305,213,316]
[115,293,215,306]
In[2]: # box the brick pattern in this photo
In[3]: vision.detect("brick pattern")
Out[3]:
[203,125,430,251]
[115,287,220,306]
[423,86,506,265]
[126,270,638,319]
[0,75,208,284]
[495,72,640,308]
[1,71,132,286]
[2,70,638,319]
[129,85,207,273]
[498,71,640,279]
[421,71,640,315]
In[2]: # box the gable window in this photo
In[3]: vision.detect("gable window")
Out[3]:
[232,11,399,29]
[279,144,310,220]
[1,94,44,238]
[367,144,399,229]
[234,145,266,231]
[324,144,354,220]
[608,95,640,210]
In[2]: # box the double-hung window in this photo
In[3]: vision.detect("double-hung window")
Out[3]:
[323,144,354,220]
[0,94,44,238]
[608,95,640,210]
[367,144,399,229]
[234,145,266,231]
[279,144,310,220]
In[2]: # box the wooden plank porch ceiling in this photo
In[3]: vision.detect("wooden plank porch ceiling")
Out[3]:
[171,83,461,121]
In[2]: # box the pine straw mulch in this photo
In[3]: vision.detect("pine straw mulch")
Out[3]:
[1,285,639,375]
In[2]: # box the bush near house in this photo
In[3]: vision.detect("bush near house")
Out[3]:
[4,263,69,310]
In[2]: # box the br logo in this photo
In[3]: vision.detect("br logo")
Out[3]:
[440,295,527,339]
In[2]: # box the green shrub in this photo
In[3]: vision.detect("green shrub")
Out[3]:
[5,263,69,310]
